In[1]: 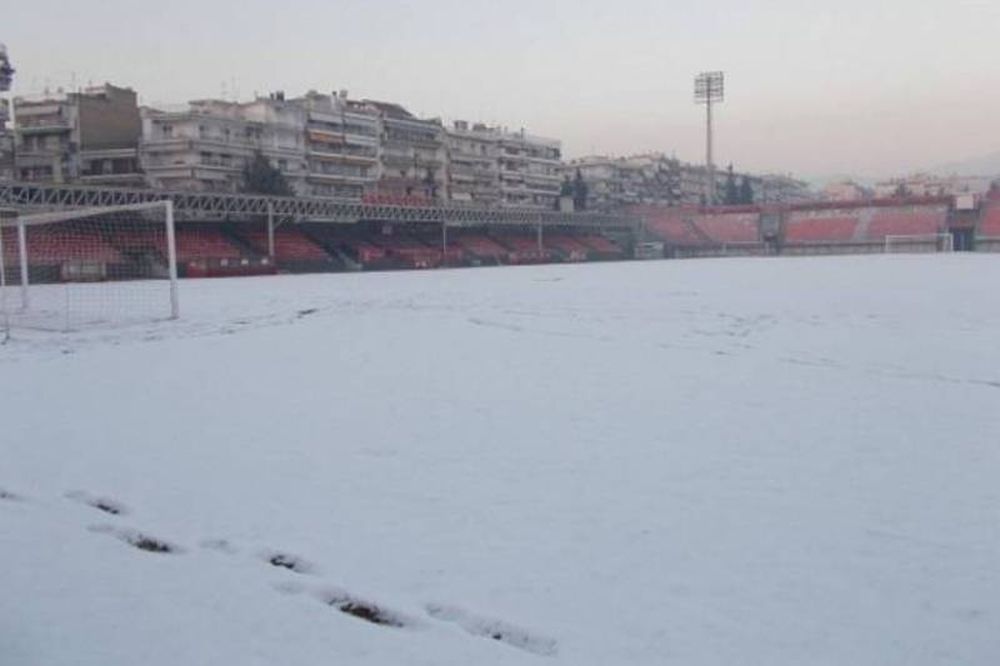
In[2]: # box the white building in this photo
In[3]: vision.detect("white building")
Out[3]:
[140,94,307,194]
[873,173,993,199]
[293,91,380,199]
[496,129,562,208]
[445,121,500,206]
[0,98,12,181]
[822,180,872,202]
[364,100,447,202]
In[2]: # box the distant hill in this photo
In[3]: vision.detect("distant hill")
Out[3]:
[929,150,1000,178]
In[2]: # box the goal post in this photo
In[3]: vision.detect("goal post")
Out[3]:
[0,200,179,336]
[884,233,954,254]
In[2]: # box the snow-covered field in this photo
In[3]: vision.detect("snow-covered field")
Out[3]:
[2,255,999,666]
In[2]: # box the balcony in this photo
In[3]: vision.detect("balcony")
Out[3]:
[17,119,72,134]
[307,146,378,163]
[307,171,373,184]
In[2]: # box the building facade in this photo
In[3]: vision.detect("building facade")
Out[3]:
[565,153,685,210]
[294,91,380,199]
[873,173,993,199]
[445,121,500,206]
[364,101,447,202]
[497,129,562,208]
[13,84,142,186]
[822,180,873,202]
[140,94,307,194]
[0,99,12,181]
[568,153,813,210]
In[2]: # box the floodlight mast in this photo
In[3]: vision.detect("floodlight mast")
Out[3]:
[694,71,724,206]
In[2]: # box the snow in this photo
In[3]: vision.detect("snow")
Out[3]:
[2,255,999,665]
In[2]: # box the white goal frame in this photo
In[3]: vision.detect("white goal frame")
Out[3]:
[884,233,954,254]
[1,200,178,339]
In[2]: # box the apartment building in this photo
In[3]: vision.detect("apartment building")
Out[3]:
[873,173,992,199]
[754,174,813,203]
[13,84,142,185]
[445,121,500,205]
[140,94,307,194]
[822,180,872,202]
[364,101,447,201]
[565,155,661,210]
[497,129,562,208]
[565,153,684,210]
[568,152,814,210]
[293,91,380,200]
[0,99,12,180]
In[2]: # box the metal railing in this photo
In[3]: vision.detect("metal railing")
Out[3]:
[0,180,639,229]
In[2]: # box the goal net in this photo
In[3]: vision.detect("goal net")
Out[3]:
[1,201,178,336]
[884,233,954,254]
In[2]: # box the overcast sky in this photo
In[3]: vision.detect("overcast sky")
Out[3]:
[4,0,999,179]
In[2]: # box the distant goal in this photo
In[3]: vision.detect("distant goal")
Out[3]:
[0,201,178,337]
[884,233,954,254]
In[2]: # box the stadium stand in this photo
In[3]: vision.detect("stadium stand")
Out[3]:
[978,201,1000,237]
[453,233,510,263]
[18,225,123,264]
[370,233,442,269]
[783,211,861,243]
[635,205,766,256]
[977,201,1000,251]
[494,233,551,264]
[544,233,591,261]
[578,234,624,258]
[172,226,272,277]
[866,205,948,241]
[235,228,328,261]
[230,226,339,272]
[695,212,760,244]
[636,207,708,246]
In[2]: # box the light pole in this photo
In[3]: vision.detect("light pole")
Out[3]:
[694,71,724,206]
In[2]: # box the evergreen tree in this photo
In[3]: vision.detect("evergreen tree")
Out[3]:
[556,176,574,210]
[241,151,294,196]
[572,169,589,211]
[724,165,739,205]
[739,176,754,205]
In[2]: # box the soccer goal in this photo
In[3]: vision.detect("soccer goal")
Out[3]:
[884,233,954,254]
[0,201,178,337]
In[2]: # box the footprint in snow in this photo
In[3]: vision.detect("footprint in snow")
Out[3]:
[260,550,319,575]
[66,490,129,516]
[199,537,239,554]
[425,603,558,657]
[316,587,412,628]
[88,524,181,555]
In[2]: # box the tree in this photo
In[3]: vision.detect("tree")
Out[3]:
[423,167,438,200]
[724,164,739,206]
[572,169,589,211]
[241,151,294,196]
[555,176,574,210]
[739,176,754,205]
[893,183,910,199]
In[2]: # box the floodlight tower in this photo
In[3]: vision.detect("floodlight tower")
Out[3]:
[694,71,724,206]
